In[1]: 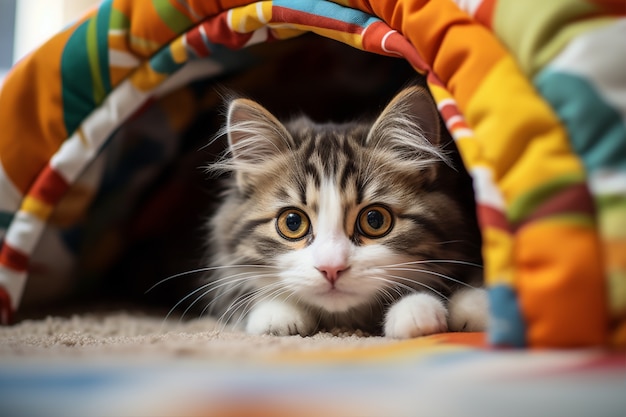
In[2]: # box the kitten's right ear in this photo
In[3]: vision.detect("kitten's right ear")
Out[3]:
[227,98,292,158]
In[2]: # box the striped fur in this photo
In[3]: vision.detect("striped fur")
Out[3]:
[203,86,485,337]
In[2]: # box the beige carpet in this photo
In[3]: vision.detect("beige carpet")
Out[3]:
[2,309,624,417]
[0,309,393,360]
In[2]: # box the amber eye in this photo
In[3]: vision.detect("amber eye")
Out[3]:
[357,204,394,238]
[276,208,310,240]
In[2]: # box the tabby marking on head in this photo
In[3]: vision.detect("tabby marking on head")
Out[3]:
[203,86,487,338]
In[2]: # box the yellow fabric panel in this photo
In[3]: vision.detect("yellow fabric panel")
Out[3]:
[169,37,189,64]
[465,55,585,202]
[129,65,169,92]
[229,1,273,33]
[482,227,515,287]
[21,197,53,221]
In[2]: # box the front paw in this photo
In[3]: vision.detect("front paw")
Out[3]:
[448,287,488,332]
[384,293,448,339]
[246,300,316,336]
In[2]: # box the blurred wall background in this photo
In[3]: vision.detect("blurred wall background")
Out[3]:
[1,0,98,84]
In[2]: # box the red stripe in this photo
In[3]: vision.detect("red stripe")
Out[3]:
[0,286,14,325]
[28,165,69,206]
[475,0,496,29]
[426,71,445,88]
[449,119,469,131]
[185,27,212,58]
[515,184,596,231]
[362,22,396,55]
[439,102,462,121]
[0,244,29,272]
[361,22,431,74]
[272,7,364,34]
[588,0,626,15]
[477,204,512,233]
[200,13,253,51]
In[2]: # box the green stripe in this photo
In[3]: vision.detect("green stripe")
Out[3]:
[109,7,130,30]
[507,172,585,224]
[62,2,115,135]
[152,0,194,35]
[536,70,626,173]
[493,0,608,77]
[87,17,106,104]
[542,213,595,229]
[596,194,626,212]
[608,270,626,313]
[95,0,112,93]
[0,211,13,230]
[596,194,626,239]
[62,21,94,136]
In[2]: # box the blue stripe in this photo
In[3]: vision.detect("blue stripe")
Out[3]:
[272,0,380,28]
[536,69,626,172]
[199,25,215,55]
[150,47,184,75]
[488,285,527,347]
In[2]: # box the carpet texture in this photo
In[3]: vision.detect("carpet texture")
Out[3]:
[0,310,391,359]
[1,311,624,417]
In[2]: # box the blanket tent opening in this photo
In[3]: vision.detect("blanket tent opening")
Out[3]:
[0,0,624,349]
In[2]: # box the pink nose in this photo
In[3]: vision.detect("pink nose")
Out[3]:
[316,265,349,284]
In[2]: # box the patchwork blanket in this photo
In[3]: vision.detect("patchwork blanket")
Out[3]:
[0,0,624,348]
[0,332,624,417]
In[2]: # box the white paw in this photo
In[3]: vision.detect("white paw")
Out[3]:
[245,300,316,336]
[448,287,488,332]
[384,293,448,339]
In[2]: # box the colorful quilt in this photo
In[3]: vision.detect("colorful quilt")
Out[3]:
[0,333,624,417]
[0,0,624,348]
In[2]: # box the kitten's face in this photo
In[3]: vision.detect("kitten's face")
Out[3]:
[211,87,478,315]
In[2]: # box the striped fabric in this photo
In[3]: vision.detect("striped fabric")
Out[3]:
[0,0,623,348]
[1,333,624,417]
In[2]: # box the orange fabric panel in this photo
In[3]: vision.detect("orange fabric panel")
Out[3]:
[0,27,75,194]
[110,0,184,58]
[350,0,507,110]
[517,222,608,347]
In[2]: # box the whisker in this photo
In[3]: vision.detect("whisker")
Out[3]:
[220,284,286,331]
[384,267,475,289]
[376,274,450,301]
[215,291,257,332]
[363,275,425,299]
[164,271,274,324]
[381,259,483,269]
[435,240,470,246]
[375,286,398,305]
[231,286,295,331]
[220,283,281,324]
[146,264,280,293]
[180,272,278,321]
[199,272,280,318]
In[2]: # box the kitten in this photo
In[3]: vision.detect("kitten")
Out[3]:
[203,86,487,338]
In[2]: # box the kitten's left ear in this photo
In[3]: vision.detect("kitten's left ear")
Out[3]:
[368,86,441,145]
[368,86,441,146]
[367,86,448,178]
